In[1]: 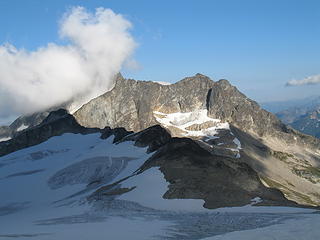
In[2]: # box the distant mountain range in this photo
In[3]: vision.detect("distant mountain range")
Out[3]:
[262,96,320,138]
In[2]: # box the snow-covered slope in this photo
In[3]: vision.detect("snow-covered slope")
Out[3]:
[201,212,320,240]
[1,130,319,239]
[0,132,159,239]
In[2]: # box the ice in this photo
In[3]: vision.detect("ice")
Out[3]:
[200,212,320,240]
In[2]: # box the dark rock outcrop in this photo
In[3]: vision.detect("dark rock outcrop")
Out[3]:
[120,125,171,153]
[0,109,100,157]
[100,127,133,143]
[0,106,64,141]
[92,128,297,209]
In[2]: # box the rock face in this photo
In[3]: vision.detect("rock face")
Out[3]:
[120,125,171,153]
[74,74,320,149]
[74,73,215,132]
[207,79,283,137]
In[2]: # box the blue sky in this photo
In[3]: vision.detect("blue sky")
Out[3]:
[0,0,320,103]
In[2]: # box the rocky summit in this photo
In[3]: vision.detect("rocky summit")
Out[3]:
[1,73,320,208]
[74,74,319,147]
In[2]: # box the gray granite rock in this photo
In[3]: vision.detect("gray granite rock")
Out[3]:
[74,73,215,132]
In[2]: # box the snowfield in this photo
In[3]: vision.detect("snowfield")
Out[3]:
[154,109,242,158]
[0,132,319,239]
[153,109,230,137]
[0,137,11,143]
[200,212,320,240]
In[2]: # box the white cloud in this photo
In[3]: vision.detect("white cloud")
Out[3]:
[0,6,136,117]
[286,74,320,86]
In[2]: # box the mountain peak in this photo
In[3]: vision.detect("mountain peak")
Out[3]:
[216,79,232,87]
[74,73,320,149]
[195,73,210,78]
[178,73,213,84]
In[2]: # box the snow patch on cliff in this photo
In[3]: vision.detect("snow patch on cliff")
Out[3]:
[153,109,229,137]
[16,124,28,132]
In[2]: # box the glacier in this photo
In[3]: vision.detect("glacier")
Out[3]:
[0,132,319,239]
